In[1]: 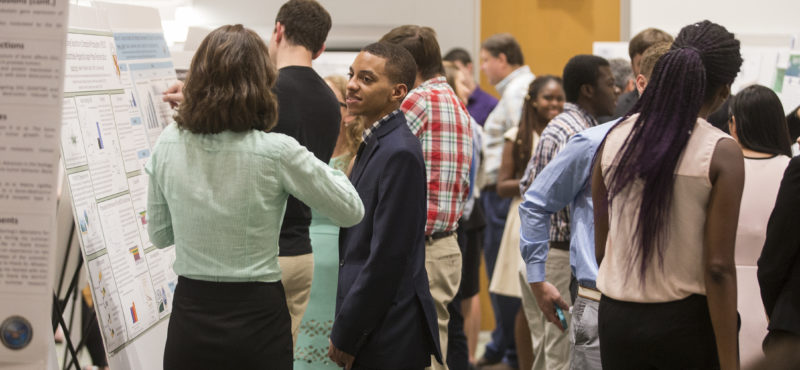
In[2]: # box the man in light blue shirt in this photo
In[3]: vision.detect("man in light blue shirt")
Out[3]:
[519,120,613,369]
[518,42,669,369]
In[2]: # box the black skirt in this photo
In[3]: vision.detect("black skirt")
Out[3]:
[164,276,293,370]
[598,294,720,370]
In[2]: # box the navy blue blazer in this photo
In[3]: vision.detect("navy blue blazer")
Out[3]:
[331,111,442,369]
[759,156,800,337]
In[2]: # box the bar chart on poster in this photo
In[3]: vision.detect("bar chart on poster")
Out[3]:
[0,0,69,368]
[58,3,179,369]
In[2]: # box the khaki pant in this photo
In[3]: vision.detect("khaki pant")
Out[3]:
[278,254,314,348]
[520,248,571,370]
[425,235,462,370]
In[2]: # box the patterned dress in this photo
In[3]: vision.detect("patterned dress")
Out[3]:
[294,154,352,369]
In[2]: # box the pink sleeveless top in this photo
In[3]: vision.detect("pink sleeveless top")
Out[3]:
[597,115,731,303]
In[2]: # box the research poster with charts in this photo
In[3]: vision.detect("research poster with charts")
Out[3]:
[59,3,178,367]
[779,52,800,116]
[0,0,69,368]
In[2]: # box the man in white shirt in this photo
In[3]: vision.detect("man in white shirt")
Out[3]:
[476,32,534,368]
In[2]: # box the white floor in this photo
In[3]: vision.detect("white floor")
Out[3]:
[54,328,95,370]
[53,328,494,369]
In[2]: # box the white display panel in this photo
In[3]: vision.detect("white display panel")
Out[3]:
[60,3,180,369]
[0,0,69,367]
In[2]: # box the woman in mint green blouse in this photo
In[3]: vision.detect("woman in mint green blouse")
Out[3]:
[145,25,364,370]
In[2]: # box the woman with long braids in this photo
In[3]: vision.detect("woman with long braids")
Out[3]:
[592,20,743,369]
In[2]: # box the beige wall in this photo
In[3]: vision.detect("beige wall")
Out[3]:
[479,0,621,97]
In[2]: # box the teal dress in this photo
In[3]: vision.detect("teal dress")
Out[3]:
[294,155,352,369]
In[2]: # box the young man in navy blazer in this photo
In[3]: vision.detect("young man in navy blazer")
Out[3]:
[328,42,441,370]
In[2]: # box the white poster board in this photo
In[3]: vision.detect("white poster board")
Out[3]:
[0,0,69,368]
[312,51,360,80]
[60,2,178,369]
[592,41,630,62]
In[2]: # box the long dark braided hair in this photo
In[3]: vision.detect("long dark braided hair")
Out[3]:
[606,20,742,280]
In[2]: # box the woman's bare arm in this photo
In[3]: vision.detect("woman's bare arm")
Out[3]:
[497,140,520,198]
[704,137,744,370]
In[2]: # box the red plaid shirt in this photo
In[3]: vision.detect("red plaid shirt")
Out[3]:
[401,77,473,235]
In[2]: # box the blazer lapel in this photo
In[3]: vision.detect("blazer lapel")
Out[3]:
[349,113,406,185]
[349,140,378,185]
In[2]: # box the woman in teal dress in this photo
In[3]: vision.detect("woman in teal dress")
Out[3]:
[294,75,363,369]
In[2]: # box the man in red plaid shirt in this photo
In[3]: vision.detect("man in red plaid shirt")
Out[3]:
[381,26,473,370]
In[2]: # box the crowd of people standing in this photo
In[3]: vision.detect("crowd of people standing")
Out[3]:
[143,0,800,369]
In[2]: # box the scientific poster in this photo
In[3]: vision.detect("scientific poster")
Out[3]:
[0,0,69,366]
[59,3,179,361]
[780,53,800,115]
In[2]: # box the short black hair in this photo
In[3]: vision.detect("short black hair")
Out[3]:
[362,42,417,93]
[729,84,792,157]
[443,48,471,66]
[562,54,610,103]
[481,33,524,66]
[380,25,444,80]
[275,0,331,54]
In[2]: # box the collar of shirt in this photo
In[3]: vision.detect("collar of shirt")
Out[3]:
[415,76,448,91]
[362,109,402,142]
[468,86,486,104]
[494,65,532,96]
[562,102,599,128]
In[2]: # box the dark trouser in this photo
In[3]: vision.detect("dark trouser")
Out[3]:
[164,276,292,370]
[457,201,485,299]
[763,329,800,354]
[448,205,485,369]
[447,294,468,370]
[481,191,518,366]
[599,294,720,370]
[81,298,108,367]
[447,220,473,370]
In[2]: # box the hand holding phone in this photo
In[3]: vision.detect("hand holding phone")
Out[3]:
[554,304,568,331]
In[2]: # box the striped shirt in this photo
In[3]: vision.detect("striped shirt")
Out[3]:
[402,76,473,235]
[519,102,598,242]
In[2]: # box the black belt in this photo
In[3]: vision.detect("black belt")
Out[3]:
[425,231,455,244]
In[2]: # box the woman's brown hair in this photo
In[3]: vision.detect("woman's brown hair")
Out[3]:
[324,74,362,157]
[175,24,279,134]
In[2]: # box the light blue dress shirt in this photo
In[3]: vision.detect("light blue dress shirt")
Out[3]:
[518,121,616,288]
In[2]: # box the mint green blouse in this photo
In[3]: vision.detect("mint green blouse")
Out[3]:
[145,124,364,283]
